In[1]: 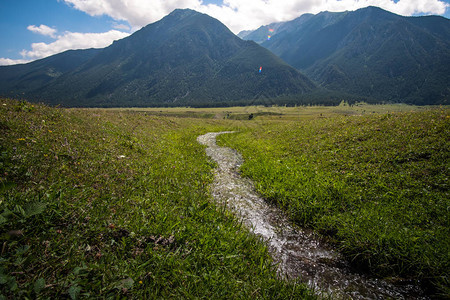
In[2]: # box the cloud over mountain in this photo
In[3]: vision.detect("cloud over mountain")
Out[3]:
[62,0,449,33]
[0,58,31,66]
[27,24,57,38]
[20,30,130,60]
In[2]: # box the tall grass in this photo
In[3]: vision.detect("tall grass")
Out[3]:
[0,99,312,299]
[219,109,450,296]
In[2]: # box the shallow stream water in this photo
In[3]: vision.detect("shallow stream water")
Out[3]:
[197,131,427,299]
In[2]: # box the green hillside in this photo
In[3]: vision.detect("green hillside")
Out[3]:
[0,49,100,97]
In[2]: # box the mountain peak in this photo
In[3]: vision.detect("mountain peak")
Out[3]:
[360,5,388,12]
[353,5,399,19]
[168,8,201,17]
[165,8,213,22]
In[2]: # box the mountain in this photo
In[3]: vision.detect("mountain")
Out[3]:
[238,13,315,43]
[240,6,450,105]
[0,49,101,97]
[0,9,316,107]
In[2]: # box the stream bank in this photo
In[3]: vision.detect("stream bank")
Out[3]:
[197,131,427,299]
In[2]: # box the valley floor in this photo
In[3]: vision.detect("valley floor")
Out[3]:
[1,99,448,298]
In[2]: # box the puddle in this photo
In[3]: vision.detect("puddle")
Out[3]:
[197,131,428,299]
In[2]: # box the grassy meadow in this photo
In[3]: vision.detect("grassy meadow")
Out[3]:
[0,99,313,299]
[219,105,450,296]
[1,98,449,298]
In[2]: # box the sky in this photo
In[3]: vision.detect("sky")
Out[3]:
[1,0,449,66]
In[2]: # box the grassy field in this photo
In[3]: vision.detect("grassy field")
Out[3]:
[0,99,313,299]
[1,99,448,298]
[104,101,428,121]
[218,106,450,296]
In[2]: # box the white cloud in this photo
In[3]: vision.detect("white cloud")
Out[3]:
[27,24,58,38]
[21,30,130,60]
[62,0,450,33]
[63,0,203,28]
[112,22,131,31]
[201,0,450,32]
[0,58,31,66]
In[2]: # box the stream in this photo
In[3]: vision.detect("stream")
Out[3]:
[197,131,427,299]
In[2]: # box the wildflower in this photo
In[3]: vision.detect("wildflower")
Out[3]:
[48,130,52,133]
[139,281,143,284]
[17,138,25,141]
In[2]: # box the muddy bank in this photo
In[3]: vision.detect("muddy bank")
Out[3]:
[197,131,427,299]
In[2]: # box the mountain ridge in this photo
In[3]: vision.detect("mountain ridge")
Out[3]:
[241,6,450,104]
[0,9,316,107]
[2,7,448,106]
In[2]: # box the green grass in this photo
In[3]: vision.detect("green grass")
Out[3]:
[0,99,313,299]
[2,98,448,298]
[104,102,428,121]
[219,108,450,296]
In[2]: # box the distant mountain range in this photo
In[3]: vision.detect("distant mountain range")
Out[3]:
[0,6,449,107]
[0,9,315,107]
[240,6,450,105]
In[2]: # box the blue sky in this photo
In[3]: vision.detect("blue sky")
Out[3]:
[1,0,449,65]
